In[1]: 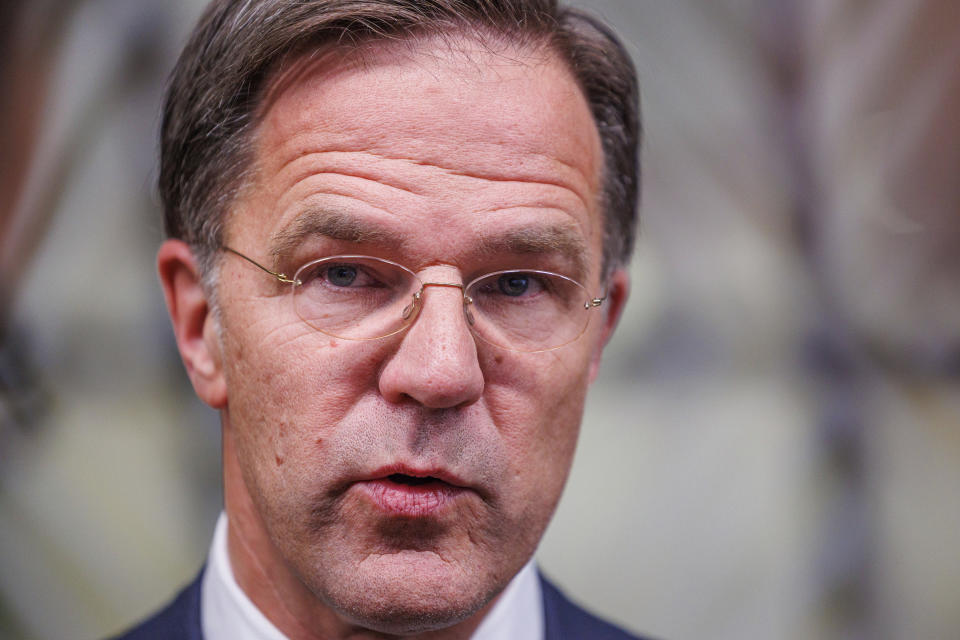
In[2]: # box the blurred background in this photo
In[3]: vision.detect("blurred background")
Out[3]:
[2,0,959,638]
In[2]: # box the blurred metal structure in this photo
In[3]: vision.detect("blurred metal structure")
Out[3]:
[1,0,76,446]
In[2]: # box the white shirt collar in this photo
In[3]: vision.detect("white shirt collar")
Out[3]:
[201,512,286,640]
[201,512,544,640]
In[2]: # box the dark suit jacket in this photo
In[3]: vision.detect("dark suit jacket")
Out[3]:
[111,569,650,639]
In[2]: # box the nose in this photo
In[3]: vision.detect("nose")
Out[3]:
[378,281,484,409]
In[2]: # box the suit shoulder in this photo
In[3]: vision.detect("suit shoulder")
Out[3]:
[540,573,657,640]
[107,570,204,640]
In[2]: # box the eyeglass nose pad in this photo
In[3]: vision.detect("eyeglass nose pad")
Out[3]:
[463,296,476,326]
[401,291,422,321]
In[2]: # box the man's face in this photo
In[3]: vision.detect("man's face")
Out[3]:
[201,39,623,634]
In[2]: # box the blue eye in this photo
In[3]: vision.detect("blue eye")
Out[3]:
[497,274,529,297]
[325,265,358,287]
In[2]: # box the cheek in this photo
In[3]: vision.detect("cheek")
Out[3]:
[221,318,385,496]
[482,349,592,505]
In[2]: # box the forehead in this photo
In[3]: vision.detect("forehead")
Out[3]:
[232,36,604,267]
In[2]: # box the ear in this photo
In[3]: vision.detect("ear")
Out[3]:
[588,268,630,384]
[157,239,227,409]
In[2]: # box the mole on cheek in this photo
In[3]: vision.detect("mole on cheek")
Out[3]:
[274,421,287,467]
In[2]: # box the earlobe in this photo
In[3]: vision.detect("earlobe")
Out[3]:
[588,268,630,384]
[157,239,228,408]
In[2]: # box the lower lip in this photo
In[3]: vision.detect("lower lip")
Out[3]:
[357,479,466,517]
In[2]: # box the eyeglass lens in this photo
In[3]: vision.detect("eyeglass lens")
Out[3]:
[292,256,592,352]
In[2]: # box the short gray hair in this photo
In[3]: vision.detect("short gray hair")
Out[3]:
[160,0,640,278]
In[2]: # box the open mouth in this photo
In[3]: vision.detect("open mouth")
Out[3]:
[387,473,445,487]
[358,472,467,516]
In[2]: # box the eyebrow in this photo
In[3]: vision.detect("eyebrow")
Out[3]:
[477,224,589,280]
[269,207,590,279]
[269,207,400,258]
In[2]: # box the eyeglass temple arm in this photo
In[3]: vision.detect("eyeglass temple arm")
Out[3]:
[222,246,299,285]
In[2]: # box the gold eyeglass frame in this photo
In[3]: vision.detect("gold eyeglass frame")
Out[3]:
[221,246,606,352]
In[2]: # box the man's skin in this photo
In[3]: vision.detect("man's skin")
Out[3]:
[158,36,628,640]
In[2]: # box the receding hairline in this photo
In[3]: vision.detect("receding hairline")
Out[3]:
[254,27,573,137]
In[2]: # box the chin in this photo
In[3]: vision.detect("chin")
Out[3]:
[314,551,502,635]
[334,598,481,636]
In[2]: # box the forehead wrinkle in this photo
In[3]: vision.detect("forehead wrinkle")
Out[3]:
[269,207,402,258]
[477,224,589,280]
[440,151,599,213]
